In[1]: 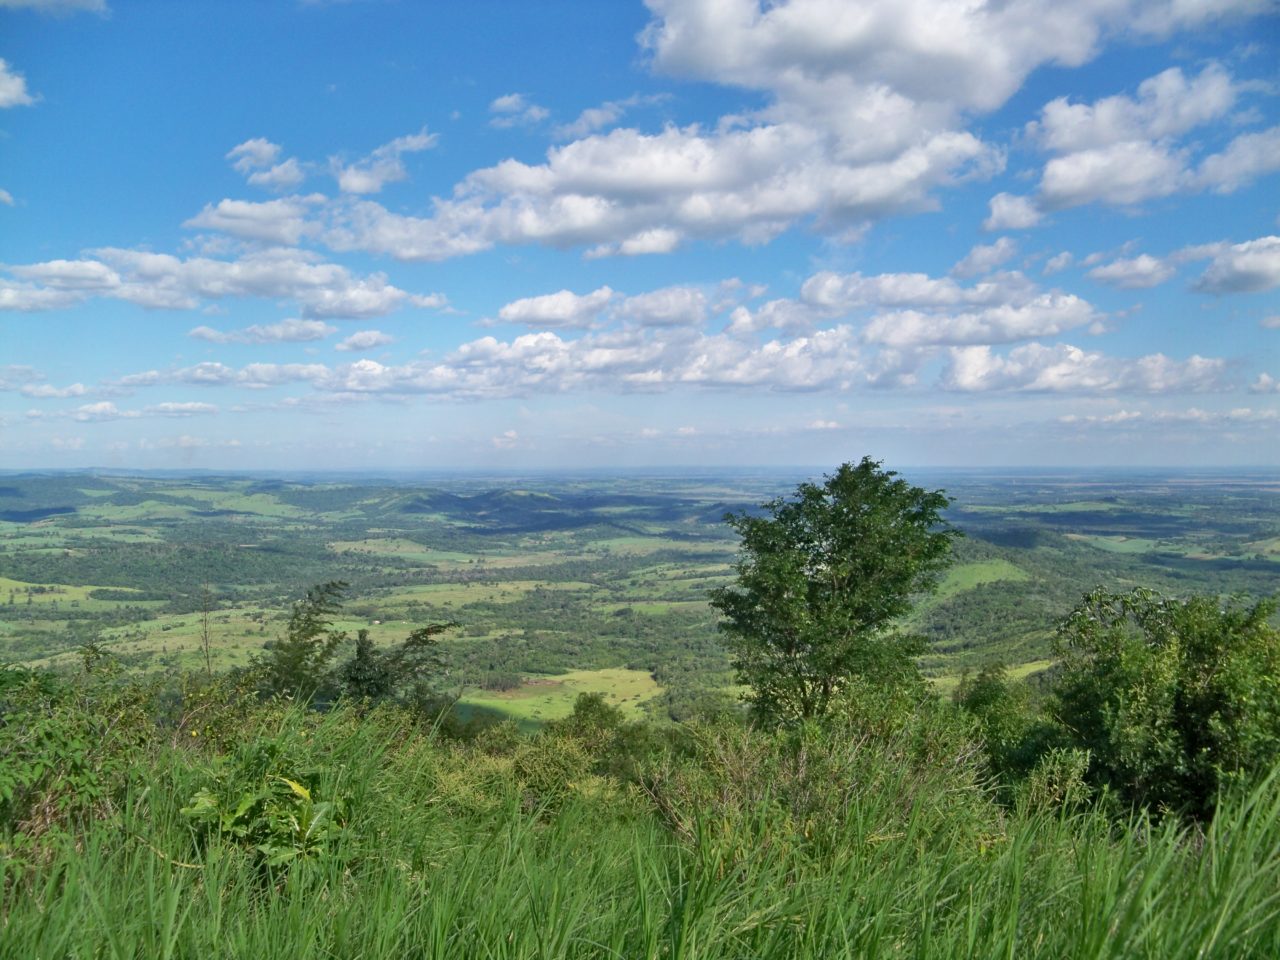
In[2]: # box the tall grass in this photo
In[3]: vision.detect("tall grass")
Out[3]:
[2,701,1278,958]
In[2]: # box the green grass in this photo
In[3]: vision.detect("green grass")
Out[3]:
[458,668,663,727]
[0,576,157,613]
[4,699,1279,958]
[1066,533,1161,553]
[934,559,1030,598]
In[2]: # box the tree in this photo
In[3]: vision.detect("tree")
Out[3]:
[258,581,349,700]
[338,629,395,702]
[1051,588,1280,820]
[710,458,958,725]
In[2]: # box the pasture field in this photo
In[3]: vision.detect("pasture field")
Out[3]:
[1,468,1276,722]
[457,667,663,727]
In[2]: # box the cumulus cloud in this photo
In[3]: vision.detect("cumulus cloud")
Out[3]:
[0,188,13,206]
[863,294,1097,347]
[1026,64,1280,210]
[0,58,35,108]
[1039,139,1190,209]
[20,382,87,398]
[335,330,395,352]
[952,238,1019,278]
[332,128,437,194]
[188,319,336,344]
[801,269,1033,312]
[553,93,669,140]
[1192,236,1280,294]
[2,247,441,319]
[71,401,135,422]
[1043,252,1074,275]
[145,402,219,417]
[1196,126,1280,194]
[984,193,1041,231]
[498,286,614,329]
[227,138,281,172]
[616,286,707,326]
[1029,65,1237,153]
[489,93,549,129]
[184,195,324,244]
[942,342,1227,393]
[1088,254,1176,289]
[325,122,999,261]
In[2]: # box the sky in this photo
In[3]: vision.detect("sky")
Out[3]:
[1,0,1278,471]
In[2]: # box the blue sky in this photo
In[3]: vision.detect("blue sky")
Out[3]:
[1,0,1278,470]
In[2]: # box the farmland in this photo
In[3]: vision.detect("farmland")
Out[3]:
[1,468,1276,724]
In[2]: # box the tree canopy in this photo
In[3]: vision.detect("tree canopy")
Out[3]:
[710,458,958,724]
[1052,587,1280,819]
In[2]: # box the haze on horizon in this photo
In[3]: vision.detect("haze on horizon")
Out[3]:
[1,0,1278,471]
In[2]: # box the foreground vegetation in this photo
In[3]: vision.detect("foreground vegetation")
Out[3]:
[3,664,1280,959]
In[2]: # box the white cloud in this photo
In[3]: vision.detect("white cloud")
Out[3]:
[72,401,135,422]
[983,193,1041,231]
[1088,254,1176,289]
[802,269,1033,312]
[1261,315,1280,329]
[0,0,107,12]
[227,138,281,173]
[1029,65,1237,153]
[1058,406,1279,426]
[489,93,549,129]
[249,158,306,191]
[21,382,87,398]
[616,286,707,326]
[0,188,14,206]
[0,279,94,311]
[1038,139,1189,209]
[491,429,520,448]
[188,319,336,344]
[335,330,395,352]
[327,123,997,260]
[3,247,438,319]
[1026,64,1280,210]
[145,402,219,417]
[1043,252,1074,275]
[553,93,669,140]
[332,128,437,194]
[863,294,1097,347]
[498,286,614,329]
[1196,126,1280,194]
[952,238,1019,278]
[1250,373,1280,393]
[943,343,1227,393]
[1193,236,1280,294]
[0,365,42,391]
[0,59,35,108]
[184,195,324,244]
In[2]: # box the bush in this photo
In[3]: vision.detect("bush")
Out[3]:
[1051,588,1280,819]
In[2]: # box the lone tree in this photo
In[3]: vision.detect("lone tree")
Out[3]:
[710,458,958,725]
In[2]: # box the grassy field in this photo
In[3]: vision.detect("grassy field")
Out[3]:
[4,693,1278,959]
[933,559,1030,598]
[458,668,663,727]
